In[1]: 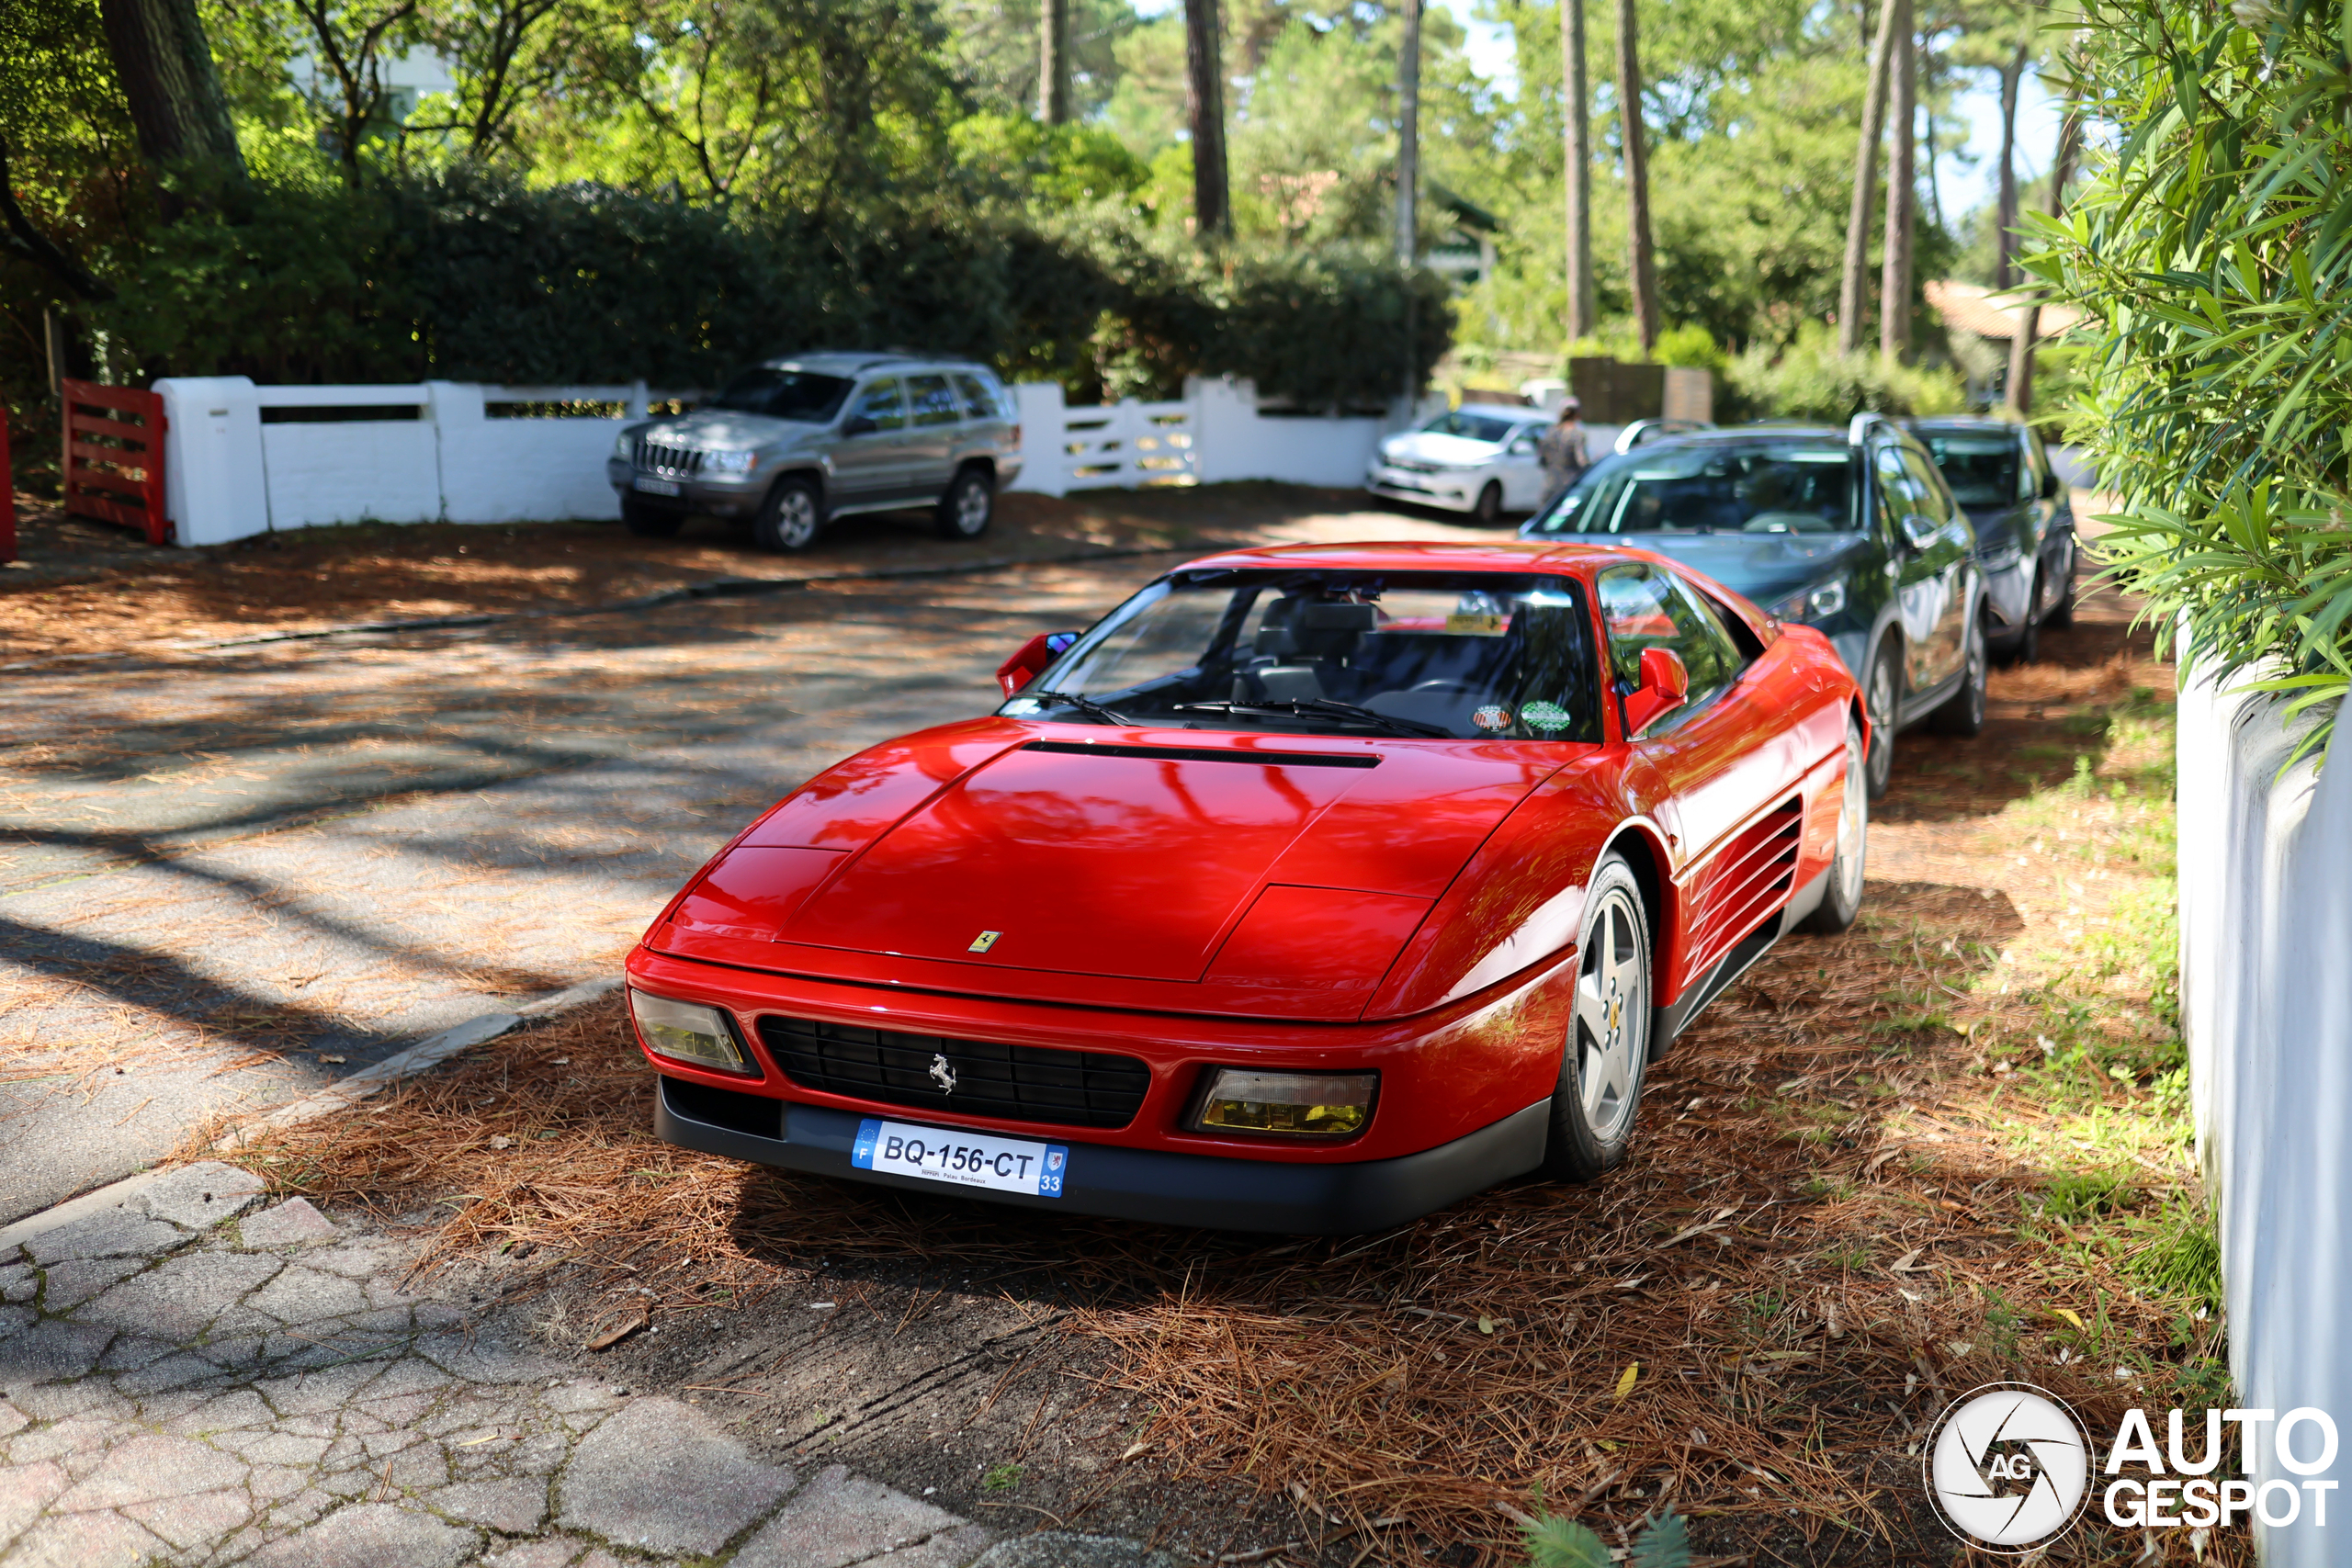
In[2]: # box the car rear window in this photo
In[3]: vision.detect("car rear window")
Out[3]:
[711,369,854,423]
[953,373,1006,420]
[1921,434,2023,507]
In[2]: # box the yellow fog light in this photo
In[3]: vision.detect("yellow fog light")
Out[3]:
[628,989,754,1074]
[1190,1069,1376,1137]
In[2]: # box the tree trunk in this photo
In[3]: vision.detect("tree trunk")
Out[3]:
[97,0,244,174]
[1396,0,1420,266]
[1995,43,2027,289]
[2007,107,2082,413]
[1183,0,1228,238]
[1615,0,1658,355]
[1838,0,1900,355]
[1561,0,1594,340]
[1038,0,1069,123]
[1879,0,1916,363]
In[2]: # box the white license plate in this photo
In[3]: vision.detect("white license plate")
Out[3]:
[632,476,683,496]
[850,1118,1067,1198]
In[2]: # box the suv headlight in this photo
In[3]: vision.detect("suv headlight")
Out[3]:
[613,431,633,459]
[1769,578,1847,623]
[628,989,754,1074]
[703,449,758,477]
[1189,1068,1376,1137]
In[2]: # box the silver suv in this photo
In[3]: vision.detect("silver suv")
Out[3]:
[606,353,1023,552]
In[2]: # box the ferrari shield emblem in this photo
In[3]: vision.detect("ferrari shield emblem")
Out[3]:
[968,931,1002,953]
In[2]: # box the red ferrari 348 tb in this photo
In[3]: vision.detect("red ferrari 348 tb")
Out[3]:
[624,540,1866,1232]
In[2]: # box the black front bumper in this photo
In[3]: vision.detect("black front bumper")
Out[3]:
[653,1076,1551,1235]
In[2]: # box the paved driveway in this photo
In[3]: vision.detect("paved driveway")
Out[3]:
[1,503,1482,1226]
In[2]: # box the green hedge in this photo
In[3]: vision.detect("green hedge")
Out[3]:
[2032,0,2352,756]
[81,172,1450,410]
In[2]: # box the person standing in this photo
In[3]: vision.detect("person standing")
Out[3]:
[1537,397,1589,513]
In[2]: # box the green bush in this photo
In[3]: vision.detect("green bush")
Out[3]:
[2030,0,2352,758]
[1523,1506,1691,1568]
[1724,321,1966,423]
[71,171,1451,411]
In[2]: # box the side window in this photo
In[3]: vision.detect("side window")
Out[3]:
[1900,447,1958,525]
[907,374,960,427]
[848,379,906,432]
[1595,564,1742,724]
[2021,429,2049,501]
[1874,445,1926,536]
[953,373,1001,420]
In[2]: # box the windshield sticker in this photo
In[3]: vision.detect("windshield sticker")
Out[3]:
[1473,705,1513,730]
[1446,613,1510,637]
[1520,701,1574,732]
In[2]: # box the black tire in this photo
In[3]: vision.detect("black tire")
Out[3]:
[621,496,684,538]
[1472,480,1503,526]
[1860,637,1900,800]
[935,466,995,541]
[1930,609,1989,737]
[2045,539,2077,626]
[1540,854,1651,1183]
[1996,571,2041,665]
[1798,711,1869,934]
[754,477,822,553]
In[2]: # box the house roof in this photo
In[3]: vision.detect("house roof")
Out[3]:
[1925,279,2085,343]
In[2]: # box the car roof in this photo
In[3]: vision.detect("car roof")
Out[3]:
[1168,539,1673,577]
[759,353,993,378]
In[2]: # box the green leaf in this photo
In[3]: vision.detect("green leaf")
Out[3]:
[1521,1514,1611,1568]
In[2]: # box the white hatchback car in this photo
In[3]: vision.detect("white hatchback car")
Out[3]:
[1364,406,1554,524]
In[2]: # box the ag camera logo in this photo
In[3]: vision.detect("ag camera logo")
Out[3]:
[1923,1382,2094,1551]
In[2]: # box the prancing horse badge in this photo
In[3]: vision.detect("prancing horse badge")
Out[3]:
[967,931,1002,953]
[929,1054,958,1094]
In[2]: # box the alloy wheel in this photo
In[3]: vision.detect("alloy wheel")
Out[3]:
[1835,721,1868,910]
[772,490,819,551]
[954,477,990,536]
[1573,887,1648,1142]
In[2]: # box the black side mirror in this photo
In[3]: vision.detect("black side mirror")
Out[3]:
[843,414,877,436]
[2042,468,2064,500]
[1898,512,1942,551]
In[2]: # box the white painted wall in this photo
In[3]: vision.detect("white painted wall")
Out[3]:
[157,373,1417,543]
[153,377,651,544]
[2177,670,2352,1566]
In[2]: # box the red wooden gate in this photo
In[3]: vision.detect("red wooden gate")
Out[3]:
[61,379,170,545]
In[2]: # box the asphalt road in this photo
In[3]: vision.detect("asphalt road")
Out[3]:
[0,557,1198,1225]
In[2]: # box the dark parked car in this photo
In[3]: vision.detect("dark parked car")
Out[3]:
[1907,416,2076,662]
[1522,414,1986,796]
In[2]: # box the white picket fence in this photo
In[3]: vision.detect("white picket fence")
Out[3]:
[2177,670,2352,1566]
[153,374,1404,545]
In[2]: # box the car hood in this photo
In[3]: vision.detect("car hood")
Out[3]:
[1607,531,1873,603]
[648,720,1566,1019]
[1380,431,1507,465]
[640,409,809,451]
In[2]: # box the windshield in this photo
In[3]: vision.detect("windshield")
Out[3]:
[710,368,854,423]
[1920,434,2021,508]
[1006,570,1602,742]
[1419,410,1525,445]
[1532,444,1860,536]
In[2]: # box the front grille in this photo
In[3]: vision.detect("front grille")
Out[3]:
[758,1017,1150,1130]
[636,440,703,476]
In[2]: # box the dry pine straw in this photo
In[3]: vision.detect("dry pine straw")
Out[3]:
[222,876,2233,1568]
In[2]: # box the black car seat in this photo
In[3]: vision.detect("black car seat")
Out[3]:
[1236,599,1377,703]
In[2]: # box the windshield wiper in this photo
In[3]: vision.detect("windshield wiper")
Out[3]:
[1042,692,1133,725]
[1173,699,1453,739]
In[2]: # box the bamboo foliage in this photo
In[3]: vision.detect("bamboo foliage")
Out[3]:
[2030,0,2352,755]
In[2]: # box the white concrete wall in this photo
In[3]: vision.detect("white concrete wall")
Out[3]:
[2177,671,2352,1567]
[153,377,648,544]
